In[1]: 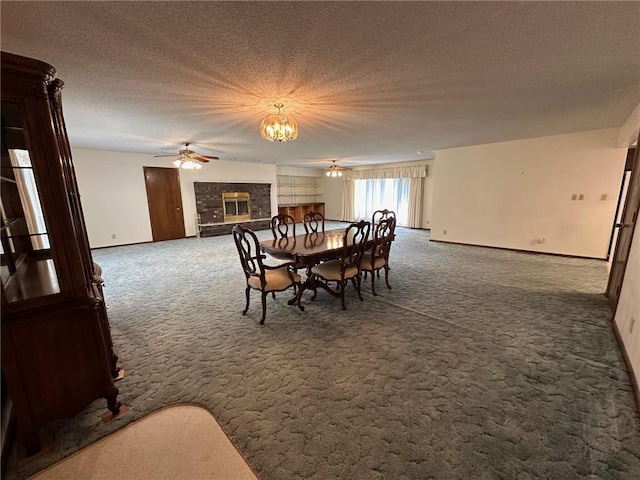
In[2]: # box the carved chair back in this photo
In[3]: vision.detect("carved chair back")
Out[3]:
[371,217,396,262]
[303,211,325,234]
[372,209,396,226]
[270,213,296,239]
[341,220,371,272]
[232,224,267,288]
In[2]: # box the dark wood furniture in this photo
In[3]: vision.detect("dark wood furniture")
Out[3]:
[361,217,396,295]
[308,221,371,310]
[1,52,121,456]
[372,208,396,226]
[232,224,302,324]
[278,202,325,223]
[303,211,325,234]
[270,213,296,239]
[261,228,350,267]
[260,224,373,310]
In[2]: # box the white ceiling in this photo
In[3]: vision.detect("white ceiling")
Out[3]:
[1,1,639,169]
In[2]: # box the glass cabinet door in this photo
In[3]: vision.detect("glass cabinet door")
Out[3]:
[1,101,60,302]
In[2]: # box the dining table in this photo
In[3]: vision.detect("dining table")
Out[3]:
[259,228,372,310]
[260,228,348,267]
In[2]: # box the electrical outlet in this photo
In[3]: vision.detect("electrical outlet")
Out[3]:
[571,194,578,200]
[443,230,447,235]
[111,234,116,239]
[601,194,608,201]
[538,237,545,244]
[578,194,584,200]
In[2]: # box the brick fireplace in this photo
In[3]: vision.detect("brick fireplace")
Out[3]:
[194,182,271,237]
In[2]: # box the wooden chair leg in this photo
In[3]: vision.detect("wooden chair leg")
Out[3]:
[340,281,347,310]
[310,274,319,301]
[356,274,364,301]
[243,286,251,315]
[370,268,378,296]
[384,265,392,289]
[260,291,268,325]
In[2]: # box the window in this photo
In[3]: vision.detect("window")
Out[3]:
[353,178,410,226]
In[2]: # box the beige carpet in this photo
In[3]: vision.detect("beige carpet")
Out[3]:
[29,405,257,480]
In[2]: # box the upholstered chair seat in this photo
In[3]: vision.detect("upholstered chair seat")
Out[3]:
[311,260,358,282]
[248,268,301,292]
[360,253,386,271]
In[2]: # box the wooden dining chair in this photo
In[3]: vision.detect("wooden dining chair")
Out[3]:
[303,211,325,234]
[232,224,302,324]
[270,213,296,239]
[372,208,396,226]
[361,217,396,295]
[308,220,370,310]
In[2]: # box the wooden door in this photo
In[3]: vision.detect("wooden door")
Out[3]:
[143,167,185,242]
[606,137,640,311]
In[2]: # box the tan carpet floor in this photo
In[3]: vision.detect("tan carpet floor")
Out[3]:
[29,405,257,480]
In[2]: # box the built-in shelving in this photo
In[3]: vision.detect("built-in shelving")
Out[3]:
[276,175,324,222]
[277,175,322,204]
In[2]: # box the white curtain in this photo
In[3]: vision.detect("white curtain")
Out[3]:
[344,164,427,180]
[341,179,355,221]
[345,164,427,227]
[407,177,424,228]
[354,178,410,225]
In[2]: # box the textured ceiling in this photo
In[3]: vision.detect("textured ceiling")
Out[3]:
[1,1,639,169]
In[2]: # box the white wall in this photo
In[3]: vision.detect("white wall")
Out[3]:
[614,218,640,388]
[72,148,277,248]
[276,166,323,177]
[318,175,344,220]
[431,128,627,258]
[318,159,435,226]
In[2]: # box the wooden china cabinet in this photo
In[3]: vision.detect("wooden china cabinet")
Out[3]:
[1,52,121,456]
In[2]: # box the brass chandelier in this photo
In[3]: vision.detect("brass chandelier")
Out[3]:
[260,103,298,142]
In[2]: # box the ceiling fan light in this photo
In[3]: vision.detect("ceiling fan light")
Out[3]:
[173,159,182,168]
[260,103,298,142]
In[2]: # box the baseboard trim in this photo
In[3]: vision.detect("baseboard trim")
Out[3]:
[91,236,202,250]
[611,318,640,414]
[429,239,604,261]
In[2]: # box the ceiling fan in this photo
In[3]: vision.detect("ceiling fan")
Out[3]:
[154,143,219,169]
[325,160,351,177]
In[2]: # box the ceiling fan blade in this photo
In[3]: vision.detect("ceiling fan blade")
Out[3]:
[193,157,210,163]
[194,154,219,160]
[193,155,217,162]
